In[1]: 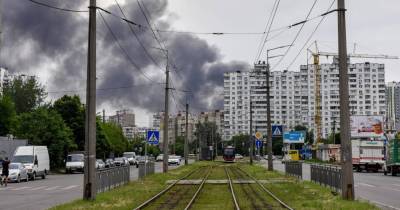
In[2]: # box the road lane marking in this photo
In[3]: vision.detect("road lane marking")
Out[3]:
[358,182,376,187]
[369,200,400,210]
[11,186,31,191]
[0,187,14,191]
[29,186,47,190]
[60,185,79,190]
[45,186,60,191]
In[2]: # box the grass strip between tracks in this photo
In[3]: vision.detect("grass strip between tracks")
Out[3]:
[51,161,379,210]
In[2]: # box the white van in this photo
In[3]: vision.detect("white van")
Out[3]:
[13,146,50,180]
[123,152,137,166]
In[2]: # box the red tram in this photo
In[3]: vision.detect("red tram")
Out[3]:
[223,146,235,162]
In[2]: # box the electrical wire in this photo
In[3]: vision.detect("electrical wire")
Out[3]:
[27,0,88,13]
[98,11,157,83]
[285,0,336,70]
[271,0,319,70]
[114,0,164,73]
[47,82,164,94]
[254,0,280,63]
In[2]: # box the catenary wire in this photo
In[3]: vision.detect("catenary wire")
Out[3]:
[271,0,319,70]
[114,0,164,73]
[254,0,280,63]
[98,11,157,83]
[285,0,336,70]
[27,0,88,12]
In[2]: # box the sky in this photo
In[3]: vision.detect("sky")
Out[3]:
[1,0,399,127]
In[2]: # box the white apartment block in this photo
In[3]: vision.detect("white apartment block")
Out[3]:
[198,110,224,138]
[386,82,400,130]
[109,109,135,127]
[223,58,386,141]
[0,67,36,94]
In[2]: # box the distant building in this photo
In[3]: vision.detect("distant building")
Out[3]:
[109,109,135,127]
[198,110,224,139]
[0,67,36,95]
[386,82,400,130]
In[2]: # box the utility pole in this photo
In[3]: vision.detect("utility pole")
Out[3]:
[249,100,253,165]
[184,103,189,165]
[337,0,354,200]
[266,60,273,171]
[163,50,169,173]
[83,0,96,200]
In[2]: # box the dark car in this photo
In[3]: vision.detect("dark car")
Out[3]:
[105,159,114,168]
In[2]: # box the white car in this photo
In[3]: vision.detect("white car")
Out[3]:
[156,154,164,162]
[8,163,29,183]
[96,159,105,169]
[168,155,180,165]
[123,152,137,166]
[235,154,244,159]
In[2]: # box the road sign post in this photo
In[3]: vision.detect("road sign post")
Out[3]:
[146,130,160,177]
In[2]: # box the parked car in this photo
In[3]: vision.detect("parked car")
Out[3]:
[123,152,137,166]
[66,153,84,173]
[105,158,114,168]
[8,163,29,183]
[114,157,127,167]
[263,155,276,160]
[96,159,105,169]
[235,154,244,159]
[168,155,180,165]
[13,146,50,180]
[156,154,163,162]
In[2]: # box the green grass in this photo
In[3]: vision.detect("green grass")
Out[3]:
[52,161,378,210]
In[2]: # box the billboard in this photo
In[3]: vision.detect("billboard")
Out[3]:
[283,131,306,144]
[350,115,384,138]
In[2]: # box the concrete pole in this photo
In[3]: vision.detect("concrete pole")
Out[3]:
[266,61,273,171]
[184,103,189,165]
[163,51,169,173]
[249,100,253,165]
[337,0,354,200]
[83,0,97,200]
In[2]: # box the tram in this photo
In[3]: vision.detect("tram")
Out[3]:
[223,146,235,162]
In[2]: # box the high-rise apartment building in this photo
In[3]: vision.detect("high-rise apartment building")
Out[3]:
[386,82,400,130]
[109,109,135,127]
[223,59,386,141]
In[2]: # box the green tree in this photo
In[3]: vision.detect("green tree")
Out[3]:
[174,136,185,156]
[52,95,85,150]
[0,96,17,136]
[13,107,76,169]
[230,134,251,156]
[101,122,128,157]
[3,77,46,114]
[327,132,341,144]
[194,121,221,159]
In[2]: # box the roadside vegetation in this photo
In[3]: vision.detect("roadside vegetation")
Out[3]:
[52,161,378,210]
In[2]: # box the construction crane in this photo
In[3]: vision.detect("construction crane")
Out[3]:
[308,41,399,144]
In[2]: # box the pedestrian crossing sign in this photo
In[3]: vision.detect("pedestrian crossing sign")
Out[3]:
[272,125,283,137]
[147,130,160,145]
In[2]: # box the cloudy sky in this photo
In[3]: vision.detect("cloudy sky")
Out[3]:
[1,0,399,126]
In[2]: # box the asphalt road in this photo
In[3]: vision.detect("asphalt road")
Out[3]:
[269,160,400,210]
[0,161,191,210]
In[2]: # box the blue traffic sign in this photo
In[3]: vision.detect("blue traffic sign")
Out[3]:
[147,130,160,145]
[255,140,262,148]
[283,131,305,144]
[272,125,283,137]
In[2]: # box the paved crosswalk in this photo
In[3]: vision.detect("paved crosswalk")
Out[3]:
[0,185,80,192]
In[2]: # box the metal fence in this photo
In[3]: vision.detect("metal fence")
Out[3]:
[310,164,342,192]
[96,166,130,193]
[138,161,155,178]
[284,161,303,179]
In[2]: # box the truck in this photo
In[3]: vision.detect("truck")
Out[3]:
[13,146,50,180]
[384,139,400,176]
[352,139,385,172]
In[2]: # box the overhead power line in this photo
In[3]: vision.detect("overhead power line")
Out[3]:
[98,11,156,83]
[47,82,164,94]
[285,0,336,70]
[254,0,281,63]
[114,0,164,73]
[27,0,88,13]
[271,0,319,70]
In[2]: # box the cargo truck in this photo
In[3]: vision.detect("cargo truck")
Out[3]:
[352,139,385,172]
[383,139,400,176]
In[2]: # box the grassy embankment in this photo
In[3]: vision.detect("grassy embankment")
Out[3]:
[51,161,378,210]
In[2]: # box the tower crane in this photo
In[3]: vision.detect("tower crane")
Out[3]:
[307,41,399,145]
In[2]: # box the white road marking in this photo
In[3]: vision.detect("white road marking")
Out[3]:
[29,186,47,191]
[369,200,400,210]
[358,182,376,187]
[11,186,31,191]
[60,185,79,190]
[45,186,60,191]
[0,187,14,191]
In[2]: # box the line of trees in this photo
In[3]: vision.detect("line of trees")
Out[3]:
[0,77,131,169]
